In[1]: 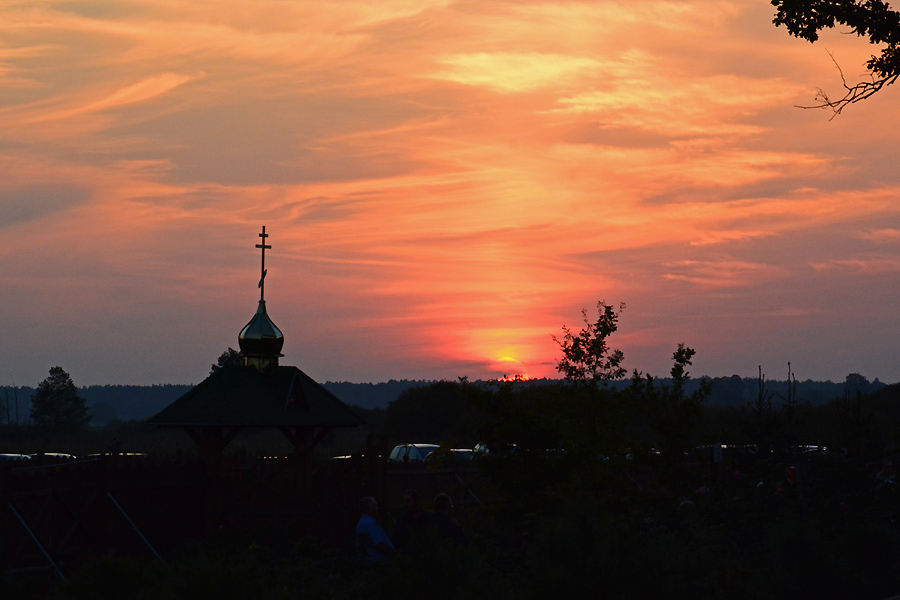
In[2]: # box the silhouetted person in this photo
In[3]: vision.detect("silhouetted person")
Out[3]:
[356,496,393,563]
[392,489,434,550]
[433,493,466,546]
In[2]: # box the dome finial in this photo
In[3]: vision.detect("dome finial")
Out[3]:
[256,225,271,301]
[239,226,284,373]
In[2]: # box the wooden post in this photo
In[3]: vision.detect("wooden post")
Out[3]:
[196,427,240,535]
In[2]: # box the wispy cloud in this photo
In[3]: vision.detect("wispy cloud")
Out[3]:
[25,73,197,123]
[662,259,788,289]
[861,228,900,243]
[432,52,602,93]
[812,255,900,274]
[553,72,802,137]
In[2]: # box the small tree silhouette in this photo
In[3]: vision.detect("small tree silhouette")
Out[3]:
[30,366,91,434]
[743,366,778,456]
[775,362,802,455]
[553,301,626,386]
[630,344,709,477]
[211,347,243,375]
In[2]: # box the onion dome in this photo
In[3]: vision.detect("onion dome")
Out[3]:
[238,299,284,366]
[239,226,284,373]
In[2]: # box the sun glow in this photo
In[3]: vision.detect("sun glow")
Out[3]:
[495,356,530,381]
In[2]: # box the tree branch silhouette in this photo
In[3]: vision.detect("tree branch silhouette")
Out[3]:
[798,50,899,118]
[773,0,900,115]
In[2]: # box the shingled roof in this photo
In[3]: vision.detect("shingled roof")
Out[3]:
[149,365,364,428]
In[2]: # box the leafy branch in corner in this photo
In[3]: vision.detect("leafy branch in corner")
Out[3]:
[772,0,900,115]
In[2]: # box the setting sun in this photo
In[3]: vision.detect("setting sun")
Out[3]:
[495,357,531,381]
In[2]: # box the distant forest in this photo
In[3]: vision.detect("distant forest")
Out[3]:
[0,373,887,426]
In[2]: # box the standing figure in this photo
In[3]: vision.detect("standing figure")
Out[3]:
[392,489,434,550]
[356,496,393,563]
[433,493,466,546]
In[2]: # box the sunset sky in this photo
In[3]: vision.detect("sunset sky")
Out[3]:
[2,0,899,387]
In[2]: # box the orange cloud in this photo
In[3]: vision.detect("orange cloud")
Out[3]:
[432,52,601,93]
[663,259,788,289]
[812,255,900,275]
[25,73,197,124]
[861,229,900,243]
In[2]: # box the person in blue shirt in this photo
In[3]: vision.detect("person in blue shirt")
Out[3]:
[356,496,394,562]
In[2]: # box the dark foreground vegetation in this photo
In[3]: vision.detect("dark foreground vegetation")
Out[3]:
[3,304,900,599]
[2,373,899,599]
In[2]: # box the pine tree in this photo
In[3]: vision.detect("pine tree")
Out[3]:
[30,366,91,432]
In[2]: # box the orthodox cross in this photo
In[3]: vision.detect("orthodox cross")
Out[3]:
[256,226,271,301]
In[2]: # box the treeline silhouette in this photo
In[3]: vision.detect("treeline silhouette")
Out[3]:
[0,380,435,426]
[1,374,885,427]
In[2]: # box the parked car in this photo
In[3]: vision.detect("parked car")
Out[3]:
[473,442,518,456]
[424,448,474,465]
[388,443,439,463]
[28,452,76,461]
[0,454,31,463]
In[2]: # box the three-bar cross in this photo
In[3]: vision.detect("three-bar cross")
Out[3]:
[256,226,271,301]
